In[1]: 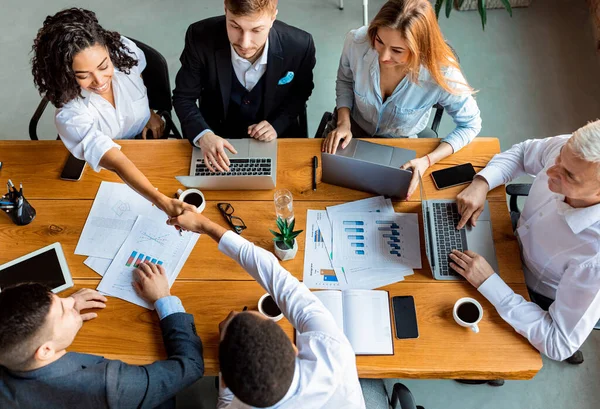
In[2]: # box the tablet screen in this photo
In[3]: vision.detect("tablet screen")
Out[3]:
[0,247,67,291]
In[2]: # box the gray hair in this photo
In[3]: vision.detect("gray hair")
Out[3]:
[570,120,600,164]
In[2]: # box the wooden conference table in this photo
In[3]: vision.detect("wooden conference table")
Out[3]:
[0,138,542,380]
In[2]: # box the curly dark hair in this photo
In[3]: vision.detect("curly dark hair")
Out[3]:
[31,8,138,107]
[219,312,296,407]
[0,283,53,370]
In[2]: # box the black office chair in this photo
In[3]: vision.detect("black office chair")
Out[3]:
[28,36,182,140]
[362,379,424,409]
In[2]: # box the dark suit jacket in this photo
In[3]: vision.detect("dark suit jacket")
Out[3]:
[172,16,316,143]
[0,313,204,409]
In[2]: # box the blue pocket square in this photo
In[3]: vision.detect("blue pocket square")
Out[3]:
[278,71,294,85]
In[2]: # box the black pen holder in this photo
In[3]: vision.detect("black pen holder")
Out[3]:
[3,196,36,226]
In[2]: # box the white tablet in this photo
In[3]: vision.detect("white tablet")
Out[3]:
[0,243,74,293]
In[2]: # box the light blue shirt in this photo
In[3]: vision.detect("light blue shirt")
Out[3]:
[336,27,482,152]
[154,296,185,320]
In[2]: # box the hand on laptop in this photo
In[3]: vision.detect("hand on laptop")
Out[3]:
[133,262,171,304]
[69,288,107,321]
[322,124,352,154]
[456,177,489,229]
[248,121,277,141]
[400,156,429,200]
[448,250,494,288]
[199,132,238,173]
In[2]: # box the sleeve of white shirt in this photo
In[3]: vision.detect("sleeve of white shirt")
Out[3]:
[478,259,600,361]
[55,105,120,172]
[335,30,356,110]
[436,69,482,152]
[218,231,347,338]
[192,129,214,148]
[120,36,147,76]
[477,135,569,190]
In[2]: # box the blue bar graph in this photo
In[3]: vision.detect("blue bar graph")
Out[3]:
[343,221,364,226]
[355,250,365,255]
[345,228,364,232]
[347,235,364,240]
[324,275,338,282]
[351,243,365,248]
[375,220,394,224]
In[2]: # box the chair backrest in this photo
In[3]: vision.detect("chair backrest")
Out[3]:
[29,96,51,140]
[127,37,173,113]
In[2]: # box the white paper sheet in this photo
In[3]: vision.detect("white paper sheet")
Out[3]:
[326,196,394,216]
[331,212,421,269]
[75,182,167,258]
[97,216,199,309]
[84,257,112,276]
[302,210,344,289]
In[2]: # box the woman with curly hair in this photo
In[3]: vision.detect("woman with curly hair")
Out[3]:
[322,0,482,199]
[31,8,193,216]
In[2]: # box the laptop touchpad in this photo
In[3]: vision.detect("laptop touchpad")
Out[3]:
[230,139,251,157]
[353,142,393,165]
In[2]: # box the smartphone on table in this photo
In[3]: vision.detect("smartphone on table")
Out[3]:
[392,296,419,339]
[60,153,87,181]
[431,163,476,190]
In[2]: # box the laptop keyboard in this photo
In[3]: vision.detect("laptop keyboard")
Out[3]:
[194,158,272,177]
[432,202,467,277]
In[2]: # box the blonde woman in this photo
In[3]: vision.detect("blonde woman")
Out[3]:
[323,0,482,198]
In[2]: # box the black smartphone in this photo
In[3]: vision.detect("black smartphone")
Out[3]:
[60,153,86,181]
[431,163,476,190]
[392,296,419,339]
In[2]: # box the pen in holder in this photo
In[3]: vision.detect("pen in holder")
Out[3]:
[1,180,36,226]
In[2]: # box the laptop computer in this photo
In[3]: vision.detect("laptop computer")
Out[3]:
[176,138,277,190]
[419,173,499,281]
[321,139,416,198]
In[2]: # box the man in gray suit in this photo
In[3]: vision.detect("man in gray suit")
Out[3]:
[0,262,204,409]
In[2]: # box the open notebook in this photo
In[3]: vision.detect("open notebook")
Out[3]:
[313,289,394,355]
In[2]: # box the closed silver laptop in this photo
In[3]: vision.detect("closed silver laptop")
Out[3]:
[419,173,499,281]
[176,139,277,190]
[321,139,416,199]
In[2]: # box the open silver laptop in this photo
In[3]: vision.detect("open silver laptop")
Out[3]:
[176,139,277,190]
[420,173,499,281]
[321,139,416,198]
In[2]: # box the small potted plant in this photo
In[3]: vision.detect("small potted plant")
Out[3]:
[270,217,303,261]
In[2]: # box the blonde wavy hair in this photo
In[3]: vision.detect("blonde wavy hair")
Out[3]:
[367,0,473,95]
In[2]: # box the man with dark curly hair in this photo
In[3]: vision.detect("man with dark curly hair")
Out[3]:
[173,0,316,173]
[0,263,204,409]
[167,212,365,409]
[31,8,195,218]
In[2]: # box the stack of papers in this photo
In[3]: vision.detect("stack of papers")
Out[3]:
[303,196,421,290]
[76,182,199,309]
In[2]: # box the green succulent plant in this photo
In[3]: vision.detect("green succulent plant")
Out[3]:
[435,0,513,30]
[270,217,303,250]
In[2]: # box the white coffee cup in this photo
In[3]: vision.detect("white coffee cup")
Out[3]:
[258,293,284,322]
[176,188,206,213]
[453,297,483,333]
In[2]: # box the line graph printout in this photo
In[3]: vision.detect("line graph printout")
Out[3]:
[331,212,421,270]
[75,182,167,258]
[98,216,199,309]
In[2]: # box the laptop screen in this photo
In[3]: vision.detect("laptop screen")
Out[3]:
[419,172,434,272]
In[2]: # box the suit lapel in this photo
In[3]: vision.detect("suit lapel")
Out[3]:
[215,38,232,118]
[264,26,283,116]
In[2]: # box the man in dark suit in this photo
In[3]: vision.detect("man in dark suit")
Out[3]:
[173,0,316,173]
[0,262,204,409]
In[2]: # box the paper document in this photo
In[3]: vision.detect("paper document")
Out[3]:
[97,216,199,309]
[75,182,167,258]
[326,196,394,216]
[302,210,344,289]
[331,212,421,269]
[84,257,112,276]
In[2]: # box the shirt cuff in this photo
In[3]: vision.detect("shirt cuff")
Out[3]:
[192,129,214,148]
[476,167,504,191]
[154,296,185,320]
[218,230,249,259]
[477,273,515,307]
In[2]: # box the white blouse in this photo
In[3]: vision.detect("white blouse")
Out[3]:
[55,37,151,171]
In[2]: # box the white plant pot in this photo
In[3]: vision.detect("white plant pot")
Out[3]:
[274,239,298,261]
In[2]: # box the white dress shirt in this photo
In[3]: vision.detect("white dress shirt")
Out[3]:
[192,41,269,147]
[477,135,600,361]
[55,37,151,172]
[217,231,365,409]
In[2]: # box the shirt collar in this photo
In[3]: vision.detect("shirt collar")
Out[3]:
[230,38,269,69]
[555,194,600,234]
